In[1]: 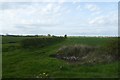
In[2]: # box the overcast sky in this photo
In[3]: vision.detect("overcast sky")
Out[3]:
[0,2,118,36]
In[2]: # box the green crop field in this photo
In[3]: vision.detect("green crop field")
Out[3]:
[2,36,119,78]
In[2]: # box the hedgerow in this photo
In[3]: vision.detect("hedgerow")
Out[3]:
[21,37,65,48]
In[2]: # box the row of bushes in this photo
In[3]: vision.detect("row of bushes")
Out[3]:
[21,37,66,48]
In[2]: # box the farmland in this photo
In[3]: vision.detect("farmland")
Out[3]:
[2,36,119,78]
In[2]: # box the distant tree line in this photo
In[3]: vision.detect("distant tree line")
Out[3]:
[1,34,67,38]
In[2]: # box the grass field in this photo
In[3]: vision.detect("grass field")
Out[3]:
[2,36,119,78]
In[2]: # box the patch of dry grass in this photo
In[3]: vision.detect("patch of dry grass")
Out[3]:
[51,45,115,64]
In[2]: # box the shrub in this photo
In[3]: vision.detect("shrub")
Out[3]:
[47,34,51,37]
[64,34,67,38]
[21,37,65,48]
[57,45,97,57]
[54,45,99,62]
[51,44,116,64]
[103,38,119,60]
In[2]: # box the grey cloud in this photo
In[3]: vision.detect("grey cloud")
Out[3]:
[0,2,30,10]
[16,23,60,28]
[0,2,44,10]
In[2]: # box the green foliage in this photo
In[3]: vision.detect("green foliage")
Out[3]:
[47,34,51,37]
[103,38,119,59]
[2,44,21,52]
[64,34,67,38]
[21,37,65,48]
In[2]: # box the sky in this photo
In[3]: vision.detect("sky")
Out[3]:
[0,2,118,36]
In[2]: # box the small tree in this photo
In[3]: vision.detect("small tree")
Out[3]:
[35,35,38,37]
[52,35,56,37]
[48,34,51,37]
[64,34,67,38]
